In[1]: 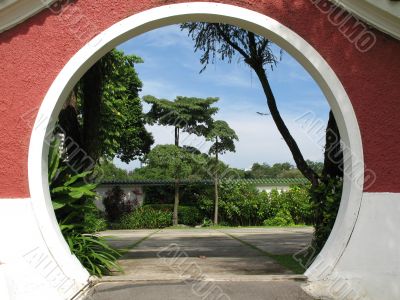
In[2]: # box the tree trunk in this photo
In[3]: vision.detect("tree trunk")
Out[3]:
[174,126,179,147]
[173,179,180,226]
[58,90,82,160]
[252,65,319,188]
[322,111,343,180]
[213,138,219,224]
[173,126,180,225]
[81,60,104,165]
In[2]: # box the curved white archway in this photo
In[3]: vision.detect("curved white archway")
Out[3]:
[27,2,364,297]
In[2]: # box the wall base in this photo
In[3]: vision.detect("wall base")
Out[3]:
[0,199,90,300]
[305,193,400,300]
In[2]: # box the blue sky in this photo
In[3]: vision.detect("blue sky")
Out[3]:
[115,25,329,170]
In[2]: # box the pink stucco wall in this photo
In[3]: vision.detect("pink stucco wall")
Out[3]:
[0,0,399,198]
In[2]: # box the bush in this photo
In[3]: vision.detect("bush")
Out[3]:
[178,206,203,226]
[144,204,202,226]
[199,182,313,227]
[117,207,173,229]
[103,186,132,222]
[263,210,294,226]
[83,202,108,233]
[281,186,312,224]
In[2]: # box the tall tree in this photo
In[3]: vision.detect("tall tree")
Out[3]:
[181,23,343,251]
[57,49,153,172]
[143,95,219,225]
[206,120,238,224]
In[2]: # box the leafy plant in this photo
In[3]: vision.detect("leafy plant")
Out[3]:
[49,138,121,277]
[199,182,313,227]
[64,233,122,276]
[263,210,294,226]
[201,218,213,227]
[144,204,202,226]
[310,177,343,253]
[83,201,108,233]
[117,207,173,229]
[178,206,203,226]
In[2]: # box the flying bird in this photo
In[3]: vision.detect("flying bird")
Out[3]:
[256,111,270,116]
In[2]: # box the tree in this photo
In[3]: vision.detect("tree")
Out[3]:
[57,49,153,172]
[94,160,132,181]
[246,162,294,178]
[143,95,219,147]
[139,144,206,225]
[206,120,238,224]
[143,95,219,225]
[181,23,343,252]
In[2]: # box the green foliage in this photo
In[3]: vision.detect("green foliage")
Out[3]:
[136,145,208,180]
[64,233,121,276]
[49,139,120,277]
[49,139,98,229]
[117,207,173,229]
[310,177,343,253]
[83,202,108,233]
[284,186,313,224]
[178,206,203,226]
[103,186,132,223]
[59,49,153,167]
[94,160,134,181]
[94,50,154,162]
[245,162,295,179]
[206,120,238,156]
[143,95,219,138]
[144,204,203,226]
[263,210,294,226]
[199,182,312,227]
[143,184,212,206]
[201,218,213,227]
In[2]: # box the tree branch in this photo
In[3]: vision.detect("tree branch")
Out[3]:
[215,24,250,60]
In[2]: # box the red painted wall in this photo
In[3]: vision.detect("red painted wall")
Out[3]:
[0,0,399,197]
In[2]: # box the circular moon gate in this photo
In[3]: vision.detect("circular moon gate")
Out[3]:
[0,2,399,300]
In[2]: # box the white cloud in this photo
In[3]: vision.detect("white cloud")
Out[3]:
[136,25,193,49]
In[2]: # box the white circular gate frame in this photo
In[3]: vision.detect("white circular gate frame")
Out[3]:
[28,2,365,299]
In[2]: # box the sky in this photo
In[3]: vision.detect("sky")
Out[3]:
[115,25,330,171]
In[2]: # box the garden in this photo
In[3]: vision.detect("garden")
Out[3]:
[47,21,344,279]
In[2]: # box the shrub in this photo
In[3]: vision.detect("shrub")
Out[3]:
[118,207,173,229]
[263,210,295,226]
[178,206,203,226]
[218,181,261,226]
[199,182,313,227]
[201,218,213,227]
[285,185,313,224]
[83,202,108,233]
[103,186,132,222]
[144,204,202,226]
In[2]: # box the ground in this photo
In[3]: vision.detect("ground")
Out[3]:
[86,227,315,300]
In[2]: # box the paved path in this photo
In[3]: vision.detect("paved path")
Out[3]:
[90,280,314,300]
[89,227,314,299]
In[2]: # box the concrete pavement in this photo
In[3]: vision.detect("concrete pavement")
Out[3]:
[89,227,314,299]
[89,280,314,300]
